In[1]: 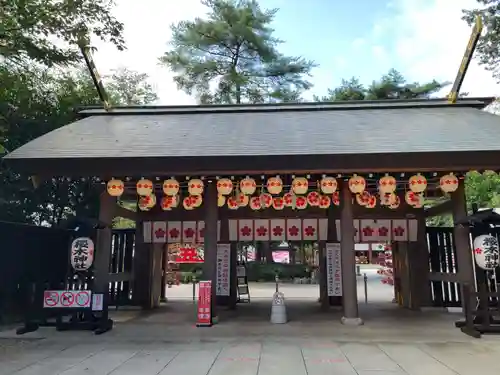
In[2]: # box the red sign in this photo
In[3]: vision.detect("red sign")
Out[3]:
[176,247,203,263]
[61,292,74,307]
[43,291,59,307]
[196,281,212,327]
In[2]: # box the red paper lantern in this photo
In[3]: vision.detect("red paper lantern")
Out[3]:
[272,196,285,210]
[408,173,427,193]
[307,191,320,206]
[267,176,283,195]
[250,196,261,210]
[240,177,257,195]
[378,174,396,194]
[348,174,366,194]
[291,177,308,195]
[227,196,239,210]
[319,195,331,209]
[439,173,459,193]
[283,192,295,207]
[137,178,153,196]
[332,191,340,206]
[162,178,179,196]
[295,195,308,210]
[216,178,233,195]
[188,179,204,195]
[320,176,338,194]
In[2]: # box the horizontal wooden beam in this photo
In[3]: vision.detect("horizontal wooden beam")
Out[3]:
[424,200,453,217]
[108,272,133,282]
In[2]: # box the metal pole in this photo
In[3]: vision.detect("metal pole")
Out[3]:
[192,276,197,302]
[356,265,361,276]
[275,274,279,293]
[363,273,368,304]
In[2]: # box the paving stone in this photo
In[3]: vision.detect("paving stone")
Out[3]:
[340,343,401,372]
[258,344,307,375]
[158,349,220,375]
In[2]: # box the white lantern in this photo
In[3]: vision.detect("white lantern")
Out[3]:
[408,173,427,193]
[227,196,239,210]
[332,191,340,206]
[473,235,500,270]
[295,196,308,210]
[272,196,285,210]
[217,178,233,195]
[283,192,294,207]
[366,195,376,208]
[250,196,261,210]
[188,179,204,195]
[267,176,283,195]
[70,237,95,271]
[240,177,257,195]
[191,194,202,208]
[319,195,331,209]
[107,179,124,197]
[237,194,249,207]
[137,178,153,196]
[439,173,459,193]
[379,174,396,194]
[218,194,226,207]
[183,196,194,210]
[291,177,308,195]
[389,196,400,209]
[260,193,273,208]
[307,191,320,206]
[162,179,179,196]
[320,176,338,194]
[348,174,366,194]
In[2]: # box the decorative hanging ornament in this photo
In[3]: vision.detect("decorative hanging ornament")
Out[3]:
[348,174,366,194]
[161,195,177,210]
[319,195,331,209]
[237,194,249,207]
[356,191,370,206]
[404,191,422,206]
[183,196,194,210]
[250,196,261,210]
[227,196,239,210]
[378,174,396,194]
[295,195,308,210]
[365,195,377,208]
[408,173,427,193]
[267,176,283,195]
[320,176,338,194]
[473,235,500,270]
[283,192,295,207]
[216,178,233,195]
[188,178,204,195]
[162,178,179,196]
[439,173,459,193]
[307,191,320,206]
[191,194,202,208]
[107,178,124,197]
[292,177,308,195]
[146,194,156,209]
[240,177,257,195]
[332,191,340,206]
[389,196,400,209]
[138,195,151,211]
[259,193,273,208]
[218,194,226,207]
[137,178,153,196]
[272,196,285,210]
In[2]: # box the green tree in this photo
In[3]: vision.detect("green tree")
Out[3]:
[159,0,315,104]
[315,69,448,101]
[0,64,158,226]
[106,67,159,105]
[0,0,125,66]
[463,1,500,81]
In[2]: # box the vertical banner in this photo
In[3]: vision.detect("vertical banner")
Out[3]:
[196,281,212,327]
[326,243,342,296]
[216,244,231,296]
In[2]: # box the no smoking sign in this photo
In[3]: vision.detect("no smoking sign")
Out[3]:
[42,290,92,308]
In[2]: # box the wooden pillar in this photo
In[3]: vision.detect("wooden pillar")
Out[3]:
[133,210,152,308]
[229,242,238,309]
[339,180,363,325]
[94,192,115,294]
[203,181,218,320]
[451,180,475,311]
[413,214,431,307]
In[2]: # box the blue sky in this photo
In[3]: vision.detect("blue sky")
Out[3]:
[94,0,499,104]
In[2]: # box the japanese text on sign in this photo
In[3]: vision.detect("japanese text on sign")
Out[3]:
[216,244,230,296]
[326,243,342,296]
[70,237,95,271]
[197,281,212,326]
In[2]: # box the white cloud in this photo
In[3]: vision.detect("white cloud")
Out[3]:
[92,0,206,105]
[379,0,499,98]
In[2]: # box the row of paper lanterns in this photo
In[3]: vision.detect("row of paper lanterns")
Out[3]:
[106,173,460,202]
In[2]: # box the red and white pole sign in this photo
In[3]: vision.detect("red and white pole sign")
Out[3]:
[196,281,212,327]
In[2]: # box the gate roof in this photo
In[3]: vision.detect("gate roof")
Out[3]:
[3,97,500,176]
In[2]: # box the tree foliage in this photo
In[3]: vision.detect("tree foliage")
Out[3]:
[0,64,158,226]
[106,67,159,105]
[0,0,125,66]
[463,0,500,81]
[314,69,449,101]
[159,0,315,104]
